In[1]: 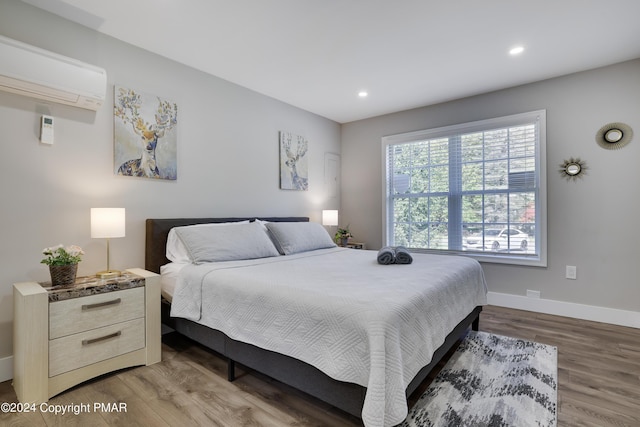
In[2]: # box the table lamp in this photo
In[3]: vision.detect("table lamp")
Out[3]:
[91,208,125,278]
[322,210,338,227]
[322,210,338,242]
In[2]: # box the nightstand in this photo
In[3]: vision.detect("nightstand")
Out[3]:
[346,242,366,249]
[13,268,161,403]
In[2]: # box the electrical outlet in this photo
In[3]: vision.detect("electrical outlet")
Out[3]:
[526,290,541,299]
[566,265,577,280]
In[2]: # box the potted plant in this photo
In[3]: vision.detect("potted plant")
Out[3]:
[41,244,84,286]
[334,226,353,247]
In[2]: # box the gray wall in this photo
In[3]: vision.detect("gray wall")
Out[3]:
[0,0,340,358]
[341,59,640,312]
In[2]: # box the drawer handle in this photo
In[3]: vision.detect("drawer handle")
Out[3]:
[81,298,121,311]
[82,331,122,346]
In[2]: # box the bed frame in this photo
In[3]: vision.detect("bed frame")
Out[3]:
[145,217,482,418]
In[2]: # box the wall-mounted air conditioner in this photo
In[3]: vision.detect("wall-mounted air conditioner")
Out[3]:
[0,35,107,111]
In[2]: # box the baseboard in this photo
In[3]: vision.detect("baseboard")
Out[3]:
[0,355,13,382]
[487,292,640,329]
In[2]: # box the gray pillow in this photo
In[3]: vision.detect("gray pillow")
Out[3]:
[167,220,250,263]
[175,221,280,263]
[265,222,336,255]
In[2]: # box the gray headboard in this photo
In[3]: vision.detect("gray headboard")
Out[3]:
[145,217,309,273]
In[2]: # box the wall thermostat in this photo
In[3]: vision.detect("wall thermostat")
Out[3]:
[40,115,54,144]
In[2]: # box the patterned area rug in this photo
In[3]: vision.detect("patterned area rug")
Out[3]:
[400,331,557,427]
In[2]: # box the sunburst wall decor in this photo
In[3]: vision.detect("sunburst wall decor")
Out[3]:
[595,122,633,150]
[559,157,587,181]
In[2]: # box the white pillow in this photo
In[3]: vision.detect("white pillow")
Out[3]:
[166,220,250,263]
[174,221,280,263]
[265,222,336,255]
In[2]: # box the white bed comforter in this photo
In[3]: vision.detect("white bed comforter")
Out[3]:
[170,247,487,427]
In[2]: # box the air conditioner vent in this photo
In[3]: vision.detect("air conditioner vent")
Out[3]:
[0,35,106,111]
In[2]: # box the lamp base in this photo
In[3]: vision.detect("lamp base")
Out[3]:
[96,269,121,279]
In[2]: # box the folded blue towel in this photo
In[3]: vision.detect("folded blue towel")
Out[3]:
[377,246,395,265]
[394,246,413,264]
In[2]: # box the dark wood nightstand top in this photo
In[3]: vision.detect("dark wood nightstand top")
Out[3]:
[41,272,145,303]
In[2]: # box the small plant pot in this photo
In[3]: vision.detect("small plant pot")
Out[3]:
[49,264,78,287]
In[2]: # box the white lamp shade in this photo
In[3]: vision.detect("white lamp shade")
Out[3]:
[91,208,126,238]
[322,210,338,226]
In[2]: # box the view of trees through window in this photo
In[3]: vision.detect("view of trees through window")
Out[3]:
[385,115,541,259]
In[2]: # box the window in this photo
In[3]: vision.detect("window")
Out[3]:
[382,110,546,266]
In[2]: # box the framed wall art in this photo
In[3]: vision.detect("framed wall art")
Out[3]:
[114,86,178,180]
[279,131,308,190]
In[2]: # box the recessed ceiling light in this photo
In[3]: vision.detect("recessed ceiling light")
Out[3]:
[509,46,524,55]
[358,91,368,98]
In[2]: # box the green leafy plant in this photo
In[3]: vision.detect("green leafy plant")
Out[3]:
[335,226,353,240]
[41,244,84,266]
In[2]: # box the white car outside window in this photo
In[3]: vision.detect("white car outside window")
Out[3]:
[464,228,529,252]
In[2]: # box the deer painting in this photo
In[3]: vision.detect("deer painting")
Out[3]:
[280,132,309,190]
[114,87,178,179]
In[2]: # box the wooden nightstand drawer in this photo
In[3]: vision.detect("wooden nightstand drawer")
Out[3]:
[49,317,145,377]
[13,269,160,403]
[49,287,145,339]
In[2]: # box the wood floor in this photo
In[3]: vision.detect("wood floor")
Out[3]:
[1,305,639,426]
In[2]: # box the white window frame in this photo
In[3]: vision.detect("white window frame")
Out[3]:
[381,110,547,267]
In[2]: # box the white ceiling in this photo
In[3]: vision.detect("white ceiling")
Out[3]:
[20,0,640,123]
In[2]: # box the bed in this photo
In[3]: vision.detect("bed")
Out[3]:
[145,217,487,427]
